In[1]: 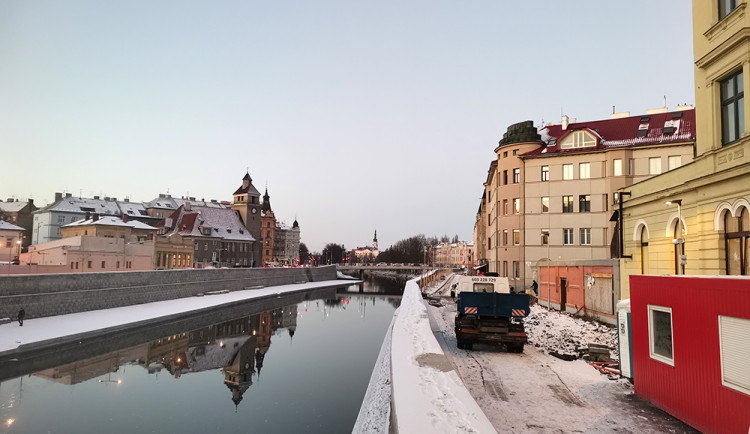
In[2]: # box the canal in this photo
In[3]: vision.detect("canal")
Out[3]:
[0,277,403,433]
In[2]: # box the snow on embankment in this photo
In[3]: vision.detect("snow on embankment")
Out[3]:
[390,279,496,433]
[525,304,619,360]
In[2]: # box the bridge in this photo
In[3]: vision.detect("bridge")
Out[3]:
[336,264,433,276]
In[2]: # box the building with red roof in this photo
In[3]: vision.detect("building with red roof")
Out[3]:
[475,107,696,322]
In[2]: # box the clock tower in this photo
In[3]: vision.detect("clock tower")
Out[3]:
[232,172,262,266]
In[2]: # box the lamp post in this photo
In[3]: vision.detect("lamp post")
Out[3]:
[666,200,685,274]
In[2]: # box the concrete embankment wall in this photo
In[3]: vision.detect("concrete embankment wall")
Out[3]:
[388,278,496,433]
[0,266,337,320]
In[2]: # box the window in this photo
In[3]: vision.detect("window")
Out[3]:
[513,229,520,245]
[648,305,674,366]
[559,130,596,149]
[640,226,649,275]
[513,168,520,183]
[604,194,609,212]
[562,196,574,213]
[668,156,681,171]
[563,228,574,245]
[101,261,105,268]
[58,216,65,224]
[563,164,573,180]
[512,149,518,156]
[503,151,508,158]
[503,170,508,185]
[579,195,591,212]
[628,159,634,175]
[503,199,508,215]
[513,261,520,279]
[195,243,199,251]
[488,237,492,249]
[87,261,92,269]
[580,228,591,245]
[649,157,662,175]
[725,207,749,275]
[503,261,508,277]
[70,263,74,270]
[116,261,120,269]
[541,197,549,213]
[674,218,686,275]
[541,165,549,181]
[613,159,622,176]
[541,229,549,245]
[720,0,739,20]
[579,162,591,179]
[719,315,750,395]
[513,198,521,214]
[503,230,508,246]
[721,69,744,144]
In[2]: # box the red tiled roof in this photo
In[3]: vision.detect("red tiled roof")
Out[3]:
[523,109,695,156]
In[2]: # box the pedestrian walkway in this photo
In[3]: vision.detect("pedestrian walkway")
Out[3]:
[0,280,351,354]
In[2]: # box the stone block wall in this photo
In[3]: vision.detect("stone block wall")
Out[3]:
[0,266,337,320]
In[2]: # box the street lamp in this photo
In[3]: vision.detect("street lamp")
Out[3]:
[666,200,686,274]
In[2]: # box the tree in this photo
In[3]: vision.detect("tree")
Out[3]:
[376,234,432,264]
[299,243,311,265]
[321,243,346,264]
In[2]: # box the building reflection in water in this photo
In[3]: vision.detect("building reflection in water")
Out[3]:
[32,304,300,408]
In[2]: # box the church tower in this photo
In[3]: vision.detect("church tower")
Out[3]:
[373,230,378,250]
[260,187,276,266]
[231,172,262,266]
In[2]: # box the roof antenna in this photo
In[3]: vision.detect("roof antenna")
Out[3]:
[613,105,616,115]
[663,95,667,109]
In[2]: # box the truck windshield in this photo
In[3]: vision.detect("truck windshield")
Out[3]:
[473,283,495,293]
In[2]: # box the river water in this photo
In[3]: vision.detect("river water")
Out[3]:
[0,277,403,433]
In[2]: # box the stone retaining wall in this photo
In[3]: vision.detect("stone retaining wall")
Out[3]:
[0,266,337,320]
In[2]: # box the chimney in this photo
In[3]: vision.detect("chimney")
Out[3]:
[561,115,569,130]
[122,214,128,223]
[85,211,91,220]
[94,195,100,200]
[185,202,192,211]
[28,199,34,206]
[55,192,63,201]
[124,198,129,202]
[93,213,99,222]
[104,197,110,201]
[6,198,12,202]
[159,193,166,199]
[112,197,117,202]
[66,193,72,198]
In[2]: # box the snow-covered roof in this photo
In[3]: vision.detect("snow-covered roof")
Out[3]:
[0,200,30,213]
[144,195,179,210]
[63,216,157,231]
[523,108,696,157]
[172,197,228,209]
[0,220,24,231]
[164,205,256,242]
[39,196,121,215]
[117,201,151,218]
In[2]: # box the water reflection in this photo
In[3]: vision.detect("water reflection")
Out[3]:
[0,283,401,433]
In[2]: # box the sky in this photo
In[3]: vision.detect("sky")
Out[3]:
[0,1,695,253]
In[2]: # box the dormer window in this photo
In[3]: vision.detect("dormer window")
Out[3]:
[720,0,738,20]
[559,130,597,150]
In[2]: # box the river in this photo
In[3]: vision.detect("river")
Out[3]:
[0,277,403,433]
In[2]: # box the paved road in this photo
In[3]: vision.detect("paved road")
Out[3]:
[425,285,698,433]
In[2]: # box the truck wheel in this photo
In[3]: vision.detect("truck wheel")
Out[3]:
[507,343,524,353]
[456,338,465,349]
[465,341,473,350]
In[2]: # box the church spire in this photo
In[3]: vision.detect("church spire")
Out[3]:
[373,230,378,249]
[262,187,272,214]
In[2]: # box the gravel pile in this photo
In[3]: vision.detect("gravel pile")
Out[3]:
[524,304,619,361]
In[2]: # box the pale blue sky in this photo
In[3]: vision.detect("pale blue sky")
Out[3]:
[0,1,694,252]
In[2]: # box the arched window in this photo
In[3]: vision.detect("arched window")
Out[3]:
[725,207,750,275]
[640,226,649,275]
[559,130,597,150]
[673,219,685,275]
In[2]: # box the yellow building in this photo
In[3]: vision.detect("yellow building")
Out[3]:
[620,0,750,295]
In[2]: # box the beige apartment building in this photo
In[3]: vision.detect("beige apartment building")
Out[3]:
[477,109,696,293]
[433,241,473,267]
[619,0,750,295]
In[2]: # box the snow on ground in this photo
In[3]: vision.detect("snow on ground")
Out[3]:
[390,279,496,433]
[525,304,619,361]
[421,274,697,433]
[0,280,351,354]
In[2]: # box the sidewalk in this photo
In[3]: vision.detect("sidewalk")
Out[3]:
[0,280,355,354]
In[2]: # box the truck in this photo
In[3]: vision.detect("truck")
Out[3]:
[453,276,530,352]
